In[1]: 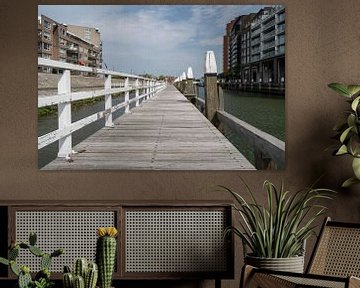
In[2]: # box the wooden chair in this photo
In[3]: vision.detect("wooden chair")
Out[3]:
[241,217,360,288]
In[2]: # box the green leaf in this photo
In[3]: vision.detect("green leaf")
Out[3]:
[340,126,353,143]
[0,257,9,266]
[328,83,351,97]
[352,157,360,179]
[347,85,360,97]
[10,261,20,276]
[347,114,356,128]
[351,96,360,111]
[336,144,348,155]
[349,135,360,156]
[342,177,360,188]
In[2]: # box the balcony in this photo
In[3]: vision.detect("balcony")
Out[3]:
[262,19,275,31]
[263,41,276,50]
[251,47,261,54]
[263,30,276,41]
[276,13,285,24]
[276,25,285,34]
[277,45,285,55]
[277,37,285,46]
[251,38,261,46]
[67,45,79,51]
[252,55,260,62]
[262,50,276,59]
[88,53,97,60]
[251,28,261,37]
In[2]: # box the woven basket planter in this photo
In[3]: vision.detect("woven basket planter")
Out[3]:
[245,254,305,273]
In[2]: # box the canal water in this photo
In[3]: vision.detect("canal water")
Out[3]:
[197,87,285,166]
[38,88,285,168]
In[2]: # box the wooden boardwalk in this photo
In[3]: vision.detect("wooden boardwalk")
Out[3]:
[44,86,255,170]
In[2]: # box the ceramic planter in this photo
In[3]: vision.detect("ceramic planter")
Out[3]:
[245,254,305,273]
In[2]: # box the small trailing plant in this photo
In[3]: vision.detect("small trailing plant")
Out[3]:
[62,258,98,288]
[221,179,335,258]
[0,232,63,288]
[328,83,360,187]
[96,227,118,288]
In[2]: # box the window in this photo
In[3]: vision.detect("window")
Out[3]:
[43,32,51,41]
[43,43,51,51]
[44,20,51,30]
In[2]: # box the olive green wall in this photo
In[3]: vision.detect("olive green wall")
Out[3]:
[1,1,359,287]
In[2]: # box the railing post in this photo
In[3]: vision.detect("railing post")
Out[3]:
[105,75,113,127]
[58,70,72,158]
[135,78,140,107]
[146,80,150,100]
[183,66,196,104]
[125,77,130,113]
[204,51,221,123]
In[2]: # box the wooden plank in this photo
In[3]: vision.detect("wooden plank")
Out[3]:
[43,85,255,170]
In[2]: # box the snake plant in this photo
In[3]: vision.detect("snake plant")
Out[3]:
[222,179,335,258]
[328,83,360,187]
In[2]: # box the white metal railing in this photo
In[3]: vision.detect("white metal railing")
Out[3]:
[38,58,166,157]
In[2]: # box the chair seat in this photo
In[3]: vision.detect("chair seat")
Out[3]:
[243,265,360,288]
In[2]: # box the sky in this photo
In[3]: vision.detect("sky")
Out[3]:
[38,5,266,78]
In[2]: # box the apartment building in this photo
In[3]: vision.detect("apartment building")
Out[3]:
[250,5,285,84]
[38,15,102,72]
[223,19,235,74]
[224,5,285,85]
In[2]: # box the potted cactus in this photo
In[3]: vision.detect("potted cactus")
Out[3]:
[96,227,118,288]
[0,232,63,288]
[62,258,98,288]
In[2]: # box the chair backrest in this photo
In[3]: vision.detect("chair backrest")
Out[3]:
[307,217,360,277]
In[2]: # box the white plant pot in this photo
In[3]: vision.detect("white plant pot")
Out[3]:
[245,254,305,273]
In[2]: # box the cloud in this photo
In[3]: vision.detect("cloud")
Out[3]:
[38,5,267,77]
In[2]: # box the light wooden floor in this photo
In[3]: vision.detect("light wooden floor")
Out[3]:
[43,86,255,170]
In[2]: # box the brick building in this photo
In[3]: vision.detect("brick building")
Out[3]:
[38,15,102,72]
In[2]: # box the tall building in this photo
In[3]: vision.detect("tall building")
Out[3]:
[38,15,102,72]
[250,5,285,84]
[228,14,255,77]
[223,19,235,74]
[224,5,285,85]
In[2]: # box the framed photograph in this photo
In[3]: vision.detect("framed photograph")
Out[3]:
[38,5,285,170]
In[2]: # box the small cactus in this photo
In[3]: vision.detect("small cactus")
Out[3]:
[29,232,37,246]
[9,247,19,260]
[10,260,21,276]
[63,272,74,288]
[0,232,63,288]
[18,268,32,288]
[96,227,118,288]
[29,245,44,257]
[74,258,87,280]
[41,253,52,270]
[74,275,85,288]
[63,259,98,288]
[85,263,98,288]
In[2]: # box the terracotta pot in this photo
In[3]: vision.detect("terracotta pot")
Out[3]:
[245,254,305,273]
